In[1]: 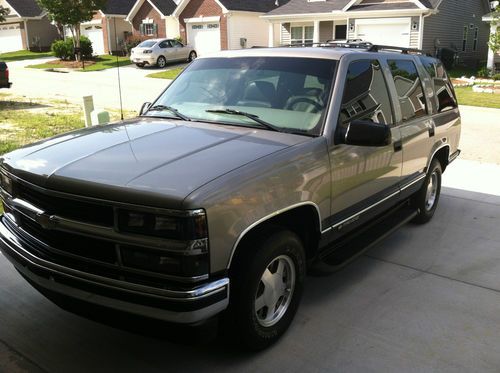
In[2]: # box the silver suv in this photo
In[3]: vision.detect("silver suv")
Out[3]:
[0,44,460,349]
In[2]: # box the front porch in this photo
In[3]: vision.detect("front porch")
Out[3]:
[483,12,499,71]
[267,19,348,47]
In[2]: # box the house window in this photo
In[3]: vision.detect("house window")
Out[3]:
[473,27,479,51]
[290,25,314,45]
[462,26,468,52]
[140,22,157,36]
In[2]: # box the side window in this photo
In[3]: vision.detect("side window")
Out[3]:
[422,59,457,113]
[171,40,183,47]
[388,60,427,122]
[159,41,171,48]
[338,59,393,132]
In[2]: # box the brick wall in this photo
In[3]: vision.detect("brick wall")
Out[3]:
[179,0,227,50]
[131,1,166,38]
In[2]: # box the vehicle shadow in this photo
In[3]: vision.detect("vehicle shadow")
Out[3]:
[0,99,50,111]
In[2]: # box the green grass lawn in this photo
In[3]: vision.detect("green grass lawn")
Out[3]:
[0,50,53,62]
[454,87,500,109]
[27,55,131,71]
[147,67,184,80]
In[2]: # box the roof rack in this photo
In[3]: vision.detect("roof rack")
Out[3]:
[286,40,426,55]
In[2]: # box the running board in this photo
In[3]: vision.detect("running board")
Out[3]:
[311,202,418,275]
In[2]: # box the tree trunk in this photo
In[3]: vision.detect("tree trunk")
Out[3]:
[74,23,81,62]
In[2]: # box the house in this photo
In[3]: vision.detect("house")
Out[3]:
[483,8,499,70]
[263,0,491,67]
[65,0,136,56]
[0,0,59,53]
[125,0,181,41]
[125,0,285,56]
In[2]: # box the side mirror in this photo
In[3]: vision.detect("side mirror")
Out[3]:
[344,120,392,147]
[140,102,151,115]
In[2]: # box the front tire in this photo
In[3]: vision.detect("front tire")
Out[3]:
[412,158,442,224]
[156,56,167,68]
[226,230,306,350]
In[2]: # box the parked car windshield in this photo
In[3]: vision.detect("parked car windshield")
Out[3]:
[138,40,157,48]
[146,57,337,136]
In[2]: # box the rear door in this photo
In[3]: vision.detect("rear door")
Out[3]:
[170,40,186,60]
[326,58,402,239]
[159,40,175,61]
[385,58,434,198]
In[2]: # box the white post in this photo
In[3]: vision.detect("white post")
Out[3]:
[487,24,497,71]
[313,20,320,44]
[268,23,275,47]
[82,96,94,128]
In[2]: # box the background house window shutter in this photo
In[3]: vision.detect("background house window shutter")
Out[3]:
[153,23,158,36]
[139,24,145,35]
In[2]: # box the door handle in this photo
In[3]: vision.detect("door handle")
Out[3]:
[428,126,435,137]
[393,140,403,152]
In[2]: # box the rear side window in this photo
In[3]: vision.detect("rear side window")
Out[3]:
[421,57,458,113]
[388,60,427,122]
[338,59,393,132]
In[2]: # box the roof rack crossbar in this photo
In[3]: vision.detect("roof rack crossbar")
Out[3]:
[284,40,426,55]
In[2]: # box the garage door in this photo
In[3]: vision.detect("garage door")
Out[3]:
[81,25,105,55]
[188,23,221,56]
[356,19,411,48]
[0,24,23,53]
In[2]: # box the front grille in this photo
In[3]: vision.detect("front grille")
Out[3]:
[15,181,114,226]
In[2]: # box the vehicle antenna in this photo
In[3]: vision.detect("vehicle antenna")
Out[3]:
[114,18,124,120]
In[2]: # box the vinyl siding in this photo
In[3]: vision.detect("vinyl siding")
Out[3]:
[422,0,489,66]
[281,23,291,45]
[26,16,59,50]
[227,12,269,49]
[319,21,333,42]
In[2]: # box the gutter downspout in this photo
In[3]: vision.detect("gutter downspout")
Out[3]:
[421,10,434,53]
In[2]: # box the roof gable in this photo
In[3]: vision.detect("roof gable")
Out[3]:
[4,0,43,17]
[127,0,177,21]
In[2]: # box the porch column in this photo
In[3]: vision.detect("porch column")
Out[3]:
[268,22,275,47]
[487,24,497,70]
[313,20,320,44]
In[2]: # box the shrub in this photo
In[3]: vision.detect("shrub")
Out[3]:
[51,36,93,61]
[476,66,492,78]
[493,73,500,81]
[51,39,72,60]
[123,35,147,55]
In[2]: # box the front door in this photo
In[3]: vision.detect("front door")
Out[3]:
[327,59,403,238]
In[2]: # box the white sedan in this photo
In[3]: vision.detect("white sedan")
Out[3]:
[130,39,197,68]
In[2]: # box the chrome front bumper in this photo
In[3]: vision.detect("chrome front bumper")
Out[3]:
[0,216,229,324]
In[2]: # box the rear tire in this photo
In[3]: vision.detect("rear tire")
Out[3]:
[156,56,167,68]
[225,229,306,350]
[412,158,442,224]
[188,51,197,62]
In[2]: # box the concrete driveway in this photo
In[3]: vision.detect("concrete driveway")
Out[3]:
[6,58,180,112]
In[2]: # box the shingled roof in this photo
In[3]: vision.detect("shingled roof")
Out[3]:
[149,0,178,15]
[265,0,352,16]
[218,0,290,13]
[4,0,43,18]
[102,0,137,15]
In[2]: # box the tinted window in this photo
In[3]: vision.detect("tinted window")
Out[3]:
[159,40,172,48]
[388,60,427,122]
[148,57,337,136]
[171,40,183,47]
[420,57,458,113]
[338,60,393,132]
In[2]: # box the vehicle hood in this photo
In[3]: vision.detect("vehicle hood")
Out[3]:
[0,118,307,208]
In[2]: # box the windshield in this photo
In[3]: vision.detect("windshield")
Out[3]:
[146,57,337,136]
[137,40,157,48]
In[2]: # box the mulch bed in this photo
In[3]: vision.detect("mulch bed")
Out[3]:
[47,59,97,68]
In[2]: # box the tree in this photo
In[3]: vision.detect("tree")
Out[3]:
[488,5,500,72]
[0,6,9,22]
[36,0,106,61]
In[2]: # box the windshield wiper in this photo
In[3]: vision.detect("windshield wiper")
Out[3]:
[206,108,281,132]
[147,105,192,121]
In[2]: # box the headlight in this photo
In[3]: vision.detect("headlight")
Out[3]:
[143,49,153,54]
[0,171,13,195]
[117,209,208,240]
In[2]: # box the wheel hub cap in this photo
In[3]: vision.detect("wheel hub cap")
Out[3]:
[425,171,438,211]
[254,255,296,327]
